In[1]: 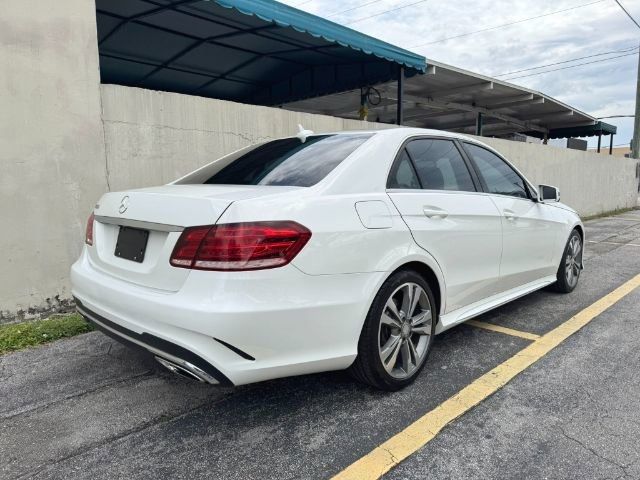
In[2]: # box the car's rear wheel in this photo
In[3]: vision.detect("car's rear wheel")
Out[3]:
[349,270,436,391]
[551,229,583,293]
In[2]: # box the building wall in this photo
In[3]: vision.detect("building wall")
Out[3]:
[0,0,108,322]
[590,146,631,158]
[478,136,639,217]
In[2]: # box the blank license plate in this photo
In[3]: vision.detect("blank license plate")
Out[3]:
[114,227,149,263]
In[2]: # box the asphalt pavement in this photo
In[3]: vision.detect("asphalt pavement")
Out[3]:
[2,209,639,480]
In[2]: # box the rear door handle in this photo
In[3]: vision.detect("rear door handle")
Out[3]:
[423,206,448,219]
[503,209,518,221]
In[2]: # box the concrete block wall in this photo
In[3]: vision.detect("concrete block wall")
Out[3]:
[101,84,639,218]
[478,136,639,218]
[0,0,108,322]
[100,85,393,192]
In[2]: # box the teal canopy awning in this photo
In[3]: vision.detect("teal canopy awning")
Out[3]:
[526,121,618,139]
[213,0,426,72]
[96,0,426,105]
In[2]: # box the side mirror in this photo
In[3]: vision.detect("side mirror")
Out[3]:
[538,184,560,203]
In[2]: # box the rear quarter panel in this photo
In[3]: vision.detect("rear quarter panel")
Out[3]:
[218,192,415,275]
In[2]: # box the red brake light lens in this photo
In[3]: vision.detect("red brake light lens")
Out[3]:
[85,213,95,246]
[170,221,311,271]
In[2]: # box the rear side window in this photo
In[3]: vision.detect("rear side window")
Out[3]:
[464,143,529,199]
[204,134,372,187]
[406,139,476,192]
[387,150,421,189]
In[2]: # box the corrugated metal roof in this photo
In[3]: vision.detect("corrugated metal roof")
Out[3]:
[284,58,617,139]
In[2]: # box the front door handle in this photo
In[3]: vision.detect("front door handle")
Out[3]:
[503,209,518,221]
[423,206,448,219]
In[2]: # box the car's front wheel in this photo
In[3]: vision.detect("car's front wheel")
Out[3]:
[551,229,583,293]
[349,270,436,391]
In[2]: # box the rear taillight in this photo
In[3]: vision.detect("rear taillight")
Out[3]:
[85,212,95,246]
[170,221,311,271]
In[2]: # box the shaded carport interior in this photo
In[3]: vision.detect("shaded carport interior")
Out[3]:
[95,0,424,107]
[284,59,617,149]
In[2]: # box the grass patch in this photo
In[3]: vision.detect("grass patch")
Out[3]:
[0,314,94,355]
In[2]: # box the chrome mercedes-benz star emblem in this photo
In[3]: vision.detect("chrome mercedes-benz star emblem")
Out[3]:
[119,195,130,214]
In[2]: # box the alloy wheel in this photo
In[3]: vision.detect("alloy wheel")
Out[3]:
[378,282,433,379]
[565,235,582,288]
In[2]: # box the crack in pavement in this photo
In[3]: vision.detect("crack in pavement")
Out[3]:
[1,370,155,420]
[0,362,14,381]
[13,383,257,480]
[600,221,640,244]
[557,425,628,475]
[12,415,187,480]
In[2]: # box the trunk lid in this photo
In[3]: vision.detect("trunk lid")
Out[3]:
[88,185,300,291]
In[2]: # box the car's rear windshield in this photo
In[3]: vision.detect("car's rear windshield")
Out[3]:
[204,134,373,187]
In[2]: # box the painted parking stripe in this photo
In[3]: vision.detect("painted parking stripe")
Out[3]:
[332,273,640,480]
[606,216,640,221]
[465,320,540,341]
[587,240,640,247]
[588,215,640,222]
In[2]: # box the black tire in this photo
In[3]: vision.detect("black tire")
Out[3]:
[349,270,437,391]
[550,229,583,293]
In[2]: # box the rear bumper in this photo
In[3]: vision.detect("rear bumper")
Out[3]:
[71,249,383,385]
[76,299,230,385]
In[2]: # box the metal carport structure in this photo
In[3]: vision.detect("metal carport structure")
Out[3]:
[284,58,618,150]
[95,0,425,110]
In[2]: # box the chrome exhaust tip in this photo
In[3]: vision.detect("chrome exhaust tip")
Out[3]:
[154,356,219,384]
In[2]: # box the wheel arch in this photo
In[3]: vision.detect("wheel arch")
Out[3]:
[387,260,444,319]
[572,223,585,268]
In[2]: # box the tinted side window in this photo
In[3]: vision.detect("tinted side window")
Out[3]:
[204,134,372,187]
[464,143,529,199]
[405,139,475,192]
[387,149,421,189]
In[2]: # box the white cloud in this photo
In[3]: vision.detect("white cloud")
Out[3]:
[283,0,640,147]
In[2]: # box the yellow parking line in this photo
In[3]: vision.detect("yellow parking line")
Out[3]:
[587,240,640,247]
[465,320,540,341]
[332,273,640,480]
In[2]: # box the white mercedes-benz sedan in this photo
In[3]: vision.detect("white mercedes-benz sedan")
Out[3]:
[71,127,583,390]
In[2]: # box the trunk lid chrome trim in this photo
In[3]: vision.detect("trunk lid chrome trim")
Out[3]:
[95,215,184,232]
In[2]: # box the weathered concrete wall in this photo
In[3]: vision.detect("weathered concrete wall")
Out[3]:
[0,0,108,322]
[477,136,639,218]
[100,85,393,192]
[101,84,638,217]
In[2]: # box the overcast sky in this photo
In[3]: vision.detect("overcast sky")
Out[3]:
[281,0,640,148]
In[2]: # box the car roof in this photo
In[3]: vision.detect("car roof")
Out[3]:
[305,127,474,142]
[276,127,498,158]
